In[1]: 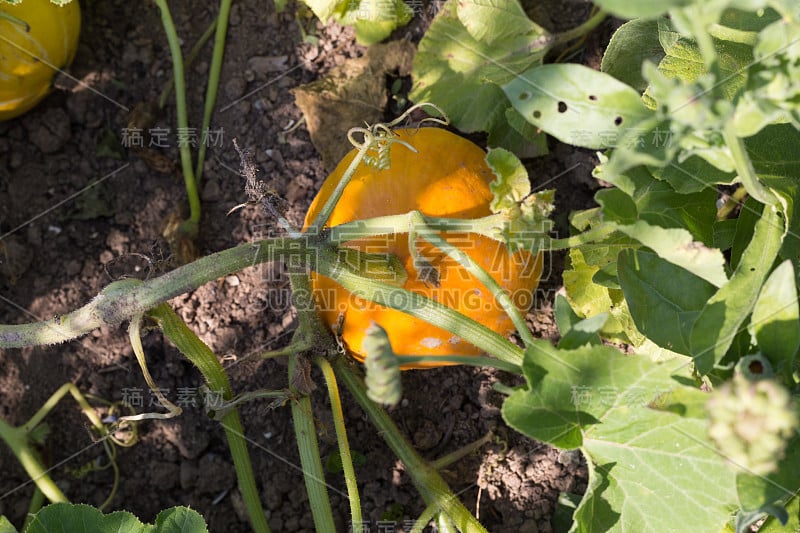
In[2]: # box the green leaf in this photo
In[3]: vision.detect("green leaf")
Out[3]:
[302,0,412,45]
[555,294,605,349]
[731,17,800,136]
[730,196,761,271]
[346,0,413,45]
[596,189,638,225]
[410,0,549,135]
[22,503,209,533]
[616,220,728,287]
[302,0,346,24]
[618,250,717,355]
[563,246,640,345]
[503,64,652,149]
[504,341,738,532]
[647,385,710,418]
[592,0,693,19]
[650,17,753,102]
[752,260,800,368]
[601,18,664,93]
[690,204,786,375]
[485,147,555,251]
[745,125,800,259]
[630,172,719,246]
[713,219,738,251]
[554,293,582,335]
[457,0,540,44]
[487,107,549,158]
[487,148,530,212]
[650,156,737,194]
[0,517,17,533]
[559,314,608,350]
[25,503,147,533]
[758,492,799,532]
[153,507,209,533]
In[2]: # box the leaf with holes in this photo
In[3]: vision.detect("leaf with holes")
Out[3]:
[503,64,652,149]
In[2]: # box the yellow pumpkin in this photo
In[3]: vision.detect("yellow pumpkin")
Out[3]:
[0,0,81,121]
[304,127,542,368]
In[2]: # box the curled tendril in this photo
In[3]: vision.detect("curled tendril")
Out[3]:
[347,103,450,170]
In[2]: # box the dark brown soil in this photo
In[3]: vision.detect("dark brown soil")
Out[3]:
[0,1,612,531]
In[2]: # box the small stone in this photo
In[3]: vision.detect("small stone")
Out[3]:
[105,229,129,255]
[201,179,222,201]
[224,77,246,100]
[264,149,284,166]
[246,55,288,77]
[285,174,312,204]
[99,250,114,264]
[225,275,240,287]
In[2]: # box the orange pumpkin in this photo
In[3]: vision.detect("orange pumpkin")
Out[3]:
[304,127,542,368]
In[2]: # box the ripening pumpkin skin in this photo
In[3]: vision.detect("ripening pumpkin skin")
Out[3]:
[304,127,542,368]
[0,0,81,121]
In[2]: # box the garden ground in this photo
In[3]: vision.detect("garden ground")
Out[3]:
[0,1,613,530]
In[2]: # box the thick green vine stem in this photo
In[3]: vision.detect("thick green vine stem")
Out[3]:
[0,234,528,370]
[0,239,294,347]
[147,304,270,533]
[332,358,489,533]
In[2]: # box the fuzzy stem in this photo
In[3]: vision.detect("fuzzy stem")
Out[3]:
[327,211,611,251]
[0,238,295,347]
